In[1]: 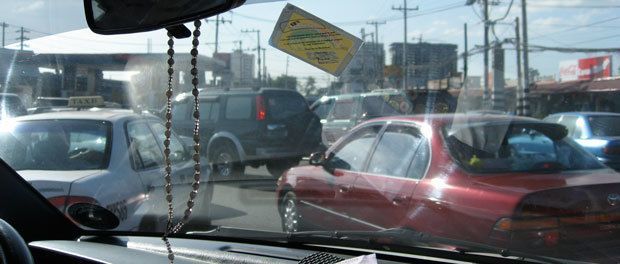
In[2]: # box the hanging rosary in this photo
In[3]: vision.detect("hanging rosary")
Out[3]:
[161,20,202,263]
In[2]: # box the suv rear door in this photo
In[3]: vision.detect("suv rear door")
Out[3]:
[219,94,256,155]
[263,90,321,156]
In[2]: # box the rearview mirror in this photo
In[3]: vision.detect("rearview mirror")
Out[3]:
[84,0,246,35]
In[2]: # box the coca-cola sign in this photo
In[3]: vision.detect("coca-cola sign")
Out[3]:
[559,55,612,82]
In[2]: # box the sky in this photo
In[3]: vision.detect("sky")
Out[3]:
[1,0,620,86]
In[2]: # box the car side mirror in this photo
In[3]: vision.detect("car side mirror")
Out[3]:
[309,152,326,166]
[311,152,338,175]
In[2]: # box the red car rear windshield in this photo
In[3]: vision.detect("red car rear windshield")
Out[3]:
[443,123,604,173]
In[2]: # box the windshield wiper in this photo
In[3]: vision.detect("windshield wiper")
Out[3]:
[187,226,579,264]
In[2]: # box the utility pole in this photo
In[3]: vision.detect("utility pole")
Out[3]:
[367,21,386,88]
[285,56,290,90]
[261,48,266,86]
[521,0,531,116]
[492,42,505,111]
[515,17,524,116]
[1,22,8,48]
[463,23,468,91]
[483,0,490,105]
[16,27,29,51]
[242,29,261,86]
[205,14,232,54]
[393,0,418,90]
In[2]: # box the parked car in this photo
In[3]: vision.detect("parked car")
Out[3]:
[0,108,213,231]
[310,89,413,146]
[0,93,27,119]
[544,112,620,170]
[277,113,619,258]
[171,87,322,178]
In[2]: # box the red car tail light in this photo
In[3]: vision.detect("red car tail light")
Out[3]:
[48,196,99,213]
[491,212,620,248]
[256,96,266,121]
[491,217,561,248]
[603,146,620,155]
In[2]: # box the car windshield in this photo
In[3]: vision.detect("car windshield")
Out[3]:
[589,116,620,137]
[2,0,620,263]
[0,120,111,170]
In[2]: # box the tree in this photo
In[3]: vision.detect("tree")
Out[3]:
[303,76,317,96]
[528,68,540,83]
[272,75,297,90]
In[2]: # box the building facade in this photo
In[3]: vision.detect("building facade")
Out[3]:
[390,42,458,89]
[230,50,255,87]
[339,42,385,93]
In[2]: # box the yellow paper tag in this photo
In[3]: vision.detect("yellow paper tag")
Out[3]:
[269,4,363,76]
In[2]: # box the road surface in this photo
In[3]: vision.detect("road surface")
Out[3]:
[188,164,296,233]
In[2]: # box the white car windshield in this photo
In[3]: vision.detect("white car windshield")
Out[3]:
[0,120,111,170]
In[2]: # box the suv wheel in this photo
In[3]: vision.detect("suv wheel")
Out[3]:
[212,143,244,178]
[267,158,299,178]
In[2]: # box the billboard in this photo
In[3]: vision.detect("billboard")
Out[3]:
[559,55,612,82]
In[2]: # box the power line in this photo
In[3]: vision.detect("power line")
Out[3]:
[531,15,620,39]
[492,0,514,22]
[567,33,620,46]
[231,2,463,26]
[528,3,620,8]
[527,44,620,53]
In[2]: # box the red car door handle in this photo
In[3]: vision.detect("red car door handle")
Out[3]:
[338,184,352,193]
[392,195,410,205]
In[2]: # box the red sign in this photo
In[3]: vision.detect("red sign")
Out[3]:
[578,55,612,80]
[559,55,612,82]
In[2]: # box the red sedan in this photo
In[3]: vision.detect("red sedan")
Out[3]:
[276,114,620,256]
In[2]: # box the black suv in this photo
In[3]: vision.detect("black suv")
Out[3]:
[171,88,321,178]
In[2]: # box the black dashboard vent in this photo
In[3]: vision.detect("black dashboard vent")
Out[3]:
[299,252,345,264]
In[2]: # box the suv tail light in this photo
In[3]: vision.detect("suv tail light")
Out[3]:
[48,196,99,214]
[256,96,266,121]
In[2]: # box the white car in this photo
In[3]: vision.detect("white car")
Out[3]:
[0,108,212,231]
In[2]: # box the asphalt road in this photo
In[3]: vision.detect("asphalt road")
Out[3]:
[188,164,298,233]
